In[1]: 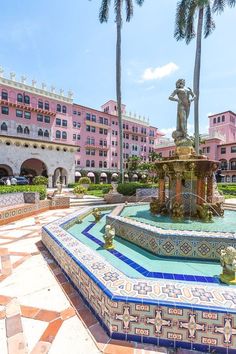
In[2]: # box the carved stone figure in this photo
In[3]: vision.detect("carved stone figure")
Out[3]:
[172,201,184,220]
[220,246,236,285]
[92,208,101,222]
[196,204,213,222]
[150,197,167,215]
[103,225,115,250]
[56,180,63,194]
[169,79,196,145]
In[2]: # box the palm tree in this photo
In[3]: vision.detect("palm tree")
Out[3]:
[175,0,236,155]
[99,0,144,183]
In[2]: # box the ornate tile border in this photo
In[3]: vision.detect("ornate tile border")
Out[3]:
[107,207,236,260]
[42,206,236,352]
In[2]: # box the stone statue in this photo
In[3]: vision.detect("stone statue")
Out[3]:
[92,208,101,222]
[169,79,196,145]
[220,246,236,285]
[103,225,115,250]
[56,180,63,194]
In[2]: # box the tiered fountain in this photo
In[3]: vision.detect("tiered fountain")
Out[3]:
[150,79,224,221]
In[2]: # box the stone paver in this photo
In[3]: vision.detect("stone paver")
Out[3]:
[0,206,185,353]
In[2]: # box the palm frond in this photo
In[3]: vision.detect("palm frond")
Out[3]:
[99,0,111,23]
[174,0,189,41]
[126,0,134,22]
[212,0,226,13]
[114,0,123,23]
[227,0,236,7]
[135,0,145,5]
[204,3,215,38]
[185,0,197,44]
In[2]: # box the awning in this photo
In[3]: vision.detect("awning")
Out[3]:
[141,174,147,178]
[133,174,138,178]
[100,172,107,178]
[124,173,129,178]
[111,173,118,177]
[87,172,95,177]
[75,171,81,177]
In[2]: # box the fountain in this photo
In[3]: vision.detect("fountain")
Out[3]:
[151,78,224,221]
[42,80,236,353]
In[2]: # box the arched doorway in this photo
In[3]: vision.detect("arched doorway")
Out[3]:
[20,159,48,181]
[53,167,68,186]
[0,164,13,178]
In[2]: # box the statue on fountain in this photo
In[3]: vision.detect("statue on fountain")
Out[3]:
[103,225,115,250]
[169,79,196,157]
[92,208,101,223]
[220,246,236,285]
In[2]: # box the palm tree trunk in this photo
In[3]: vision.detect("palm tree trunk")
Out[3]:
[116,5,124,183]
[193,7,204,155]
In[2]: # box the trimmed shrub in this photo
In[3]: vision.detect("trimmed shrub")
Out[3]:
[73,185,87,195]
[87,183,112,191]
[0,185,46,200]
[68,183,78,188]
[117,183,157,196]
[78,177,91,185]
[32,176,48,185]
[218,183,236,196]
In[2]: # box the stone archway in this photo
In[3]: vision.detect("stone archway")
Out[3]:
[20,159,48,181]
[53,167,68,187]
[0,164,13,178]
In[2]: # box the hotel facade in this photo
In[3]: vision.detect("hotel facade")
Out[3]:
[0,69,161,186]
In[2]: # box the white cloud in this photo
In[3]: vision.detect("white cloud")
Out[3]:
[160,126,175,138]
[141,62,179,81]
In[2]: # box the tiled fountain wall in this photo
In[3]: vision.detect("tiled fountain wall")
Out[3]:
[42,208,236,353]
[107,215,236,260]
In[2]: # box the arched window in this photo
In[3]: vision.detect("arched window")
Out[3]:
[17,93,23,103]
[44,130,49,137]
[24,95,30,104]
[230,160,236,170]
[1,90,8,100]
[91,160,95,168]
[99,161,102,168]
[62,131,67,140]
[86,160,90,167]
[62,105,67,114]
[56,104,61,112]
[24,127,30,134]
[56,130,61,139]
[44,101,49,110]
[17,125,23,133]
[38,129,43,136]
[38,100,43,109]
[104,161,107,168]
[232,175,236,183]
[0,122,7,131]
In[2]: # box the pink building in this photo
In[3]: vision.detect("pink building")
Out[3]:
[155,110,236,183]
[0,71,161,184]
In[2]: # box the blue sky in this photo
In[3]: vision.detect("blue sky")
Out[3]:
[0,0,236,136]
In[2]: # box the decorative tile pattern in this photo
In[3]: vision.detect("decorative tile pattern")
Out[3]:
[42,206,236,352]
[107,213,236,260]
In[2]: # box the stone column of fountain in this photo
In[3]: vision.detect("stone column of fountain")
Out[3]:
[150,79,224,221]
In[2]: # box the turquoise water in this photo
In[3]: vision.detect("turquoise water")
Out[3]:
[67,211,221,281]
[121,204,236,233]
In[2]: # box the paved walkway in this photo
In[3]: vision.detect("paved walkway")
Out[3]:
[0,207,170,354]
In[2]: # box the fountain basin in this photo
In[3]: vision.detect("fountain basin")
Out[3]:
[107,204,236,261]
[42,205,236,353]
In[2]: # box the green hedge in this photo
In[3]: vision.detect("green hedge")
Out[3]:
[218,183,236,196]
[117,183,157,196]
[87,183,112,191]
[0,185,47,200]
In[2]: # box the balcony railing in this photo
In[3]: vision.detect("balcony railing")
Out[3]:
[0,99,56,116]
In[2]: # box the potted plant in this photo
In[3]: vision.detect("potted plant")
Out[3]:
[73,185,87,199]
[78,177,91,189]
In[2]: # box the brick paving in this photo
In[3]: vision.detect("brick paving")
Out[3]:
[0,206,204,354]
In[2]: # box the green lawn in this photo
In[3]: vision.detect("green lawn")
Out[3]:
[86,190,104,197]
